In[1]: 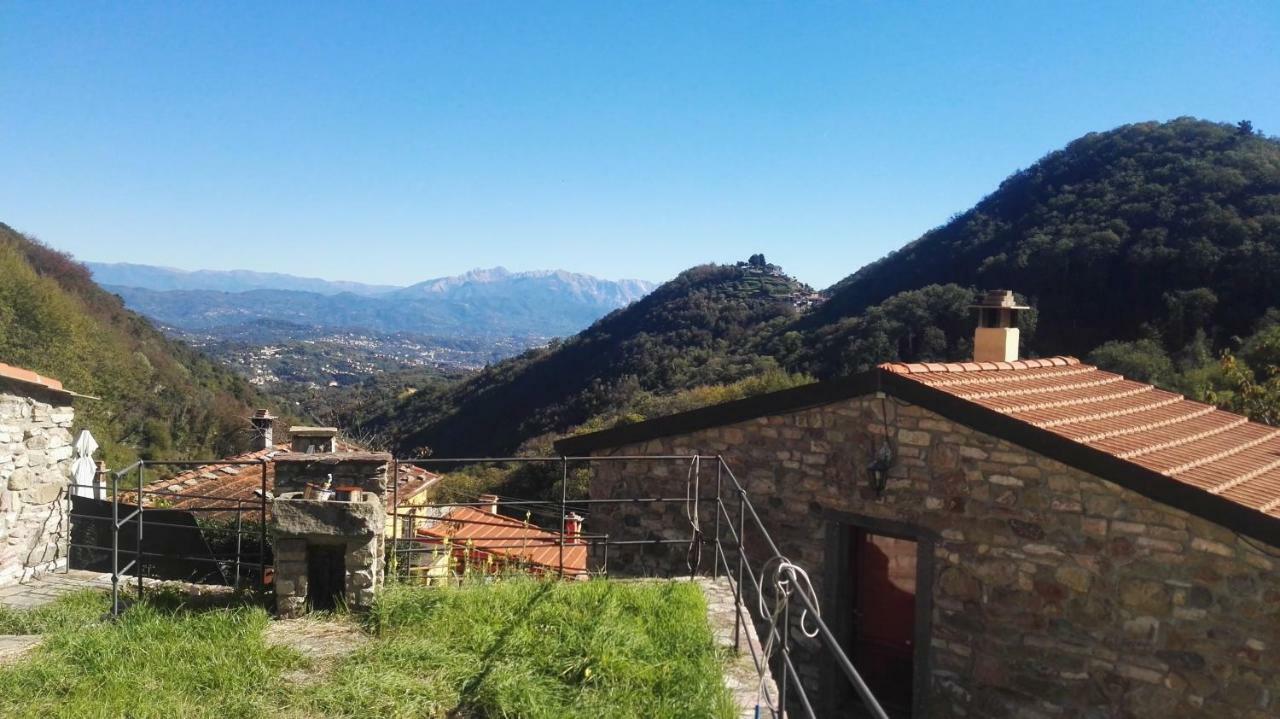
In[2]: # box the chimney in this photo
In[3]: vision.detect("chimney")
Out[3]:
[249,409,276,451]
[478,493,500,515]
[288,426,339,454]
[970,290,1029,363]
[564,512,583,544]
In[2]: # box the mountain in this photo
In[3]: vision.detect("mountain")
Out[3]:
[786,117,1280,377]
[86,262,399,296]
[1,225,268,466]
[93,265,656,341]
[394,267,655,308]
[368,261,815,455]
[368,118,1280,455]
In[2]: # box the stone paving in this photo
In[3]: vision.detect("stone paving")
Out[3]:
[696,576,780,719]
[0,569,112,610]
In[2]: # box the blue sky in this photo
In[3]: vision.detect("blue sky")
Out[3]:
[3,2,1277,288]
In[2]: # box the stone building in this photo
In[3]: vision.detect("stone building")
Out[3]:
[555,293,1280,719]
[0,363,79,585]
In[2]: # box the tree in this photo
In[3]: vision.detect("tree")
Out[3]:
[1087,340,1176,386]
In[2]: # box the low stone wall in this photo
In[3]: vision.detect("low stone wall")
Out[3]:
[587,396,1280,718]
[0,382,74,585]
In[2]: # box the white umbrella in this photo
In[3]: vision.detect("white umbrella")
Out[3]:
[70,429,99,498]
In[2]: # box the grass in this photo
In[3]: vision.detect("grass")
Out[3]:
[294,579,736,719]
[0,590,301,719]
[0,580,735,719]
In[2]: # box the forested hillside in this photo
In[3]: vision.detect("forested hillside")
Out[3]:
[0,224,265,466]
[371,119,1280,456]
[371,261,815,456]
[796,118,1280,370]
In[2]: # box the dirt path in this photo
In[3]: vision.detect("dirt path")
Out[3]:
[0,635,42,665]
[264,616,369,683]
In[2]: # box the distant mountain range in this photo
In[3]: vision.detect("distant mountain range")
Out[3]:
[85,262,400,296]
[87,264,656,340]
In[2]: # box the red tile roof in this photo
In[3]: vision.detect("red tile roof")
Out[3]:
[138,441,441,520]
[0,362,67,394]
[882,357,1280,521]
[415,505,588,575]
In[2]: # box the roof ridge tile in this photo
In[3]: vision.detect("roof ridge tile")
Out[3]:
[878,356,1080,375]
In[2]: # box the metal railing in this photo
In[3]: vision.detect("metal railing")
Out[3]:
[66,460,270,613]
[84,453,887,719]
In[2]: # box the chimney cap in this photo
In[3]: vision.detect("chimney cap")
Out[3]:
[969,289,1029,311]
[288,426,338,437]
[251,408,276,420]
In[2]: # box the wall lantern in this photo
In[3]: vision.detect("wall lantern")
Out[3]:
[867,442,894,495]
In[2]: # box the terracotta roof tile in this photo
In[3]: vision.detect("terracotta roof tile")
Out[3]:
[136,440,441,520]
[0,362,66,394]
[415,505,587,574]
[881,356,1280,527]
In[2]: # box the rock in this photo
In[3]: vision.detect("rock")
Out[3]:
[1055,565,1092,593]
[6,469,32,491]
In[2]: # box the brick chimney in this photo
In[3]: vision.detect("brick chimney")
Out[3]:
[564,512,583,544]
[249,409,276,451]
[289,426,338,454]
[970,290,1029,363]
[478,493,500,515]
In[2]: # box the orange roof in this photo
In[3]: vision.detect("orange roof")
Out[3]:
[0,362,66,394]
[882,357,1280,520]
[139,440,441,519]
[416,505,588,575]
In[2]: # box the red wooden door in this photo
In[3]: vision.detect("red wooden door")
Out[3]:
[850,529,917,716]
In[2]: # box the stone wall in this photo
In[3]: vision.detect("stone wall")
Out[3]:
[587,395,1280,718]
[0,381,75,585]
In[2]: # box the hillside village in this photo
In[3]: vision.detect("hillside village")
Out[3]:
[1,6,1278,716]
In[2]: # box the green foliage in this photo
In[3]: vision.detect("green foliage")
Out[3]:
[0,224,266,465]
[1209,322,1280,424]
[1087,339,1176,385]
[370,119,1280,455]
[299,579,735,719]
[816,118,1280,359]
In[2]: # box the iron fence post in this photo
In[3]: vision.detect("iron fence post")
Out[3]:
[111,467,119,616]
[559,456,568,578]
[391,457,399,575]
[259,460,268,590]
[780,596,790,717]
[234,499,243,592]
[734,485,746,652]
[136,462,143,601]
[713,458,722,580]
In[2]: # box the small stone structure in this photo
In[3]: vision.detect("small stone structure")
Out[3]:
[271,452,389,617]
[0,370,77,585]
